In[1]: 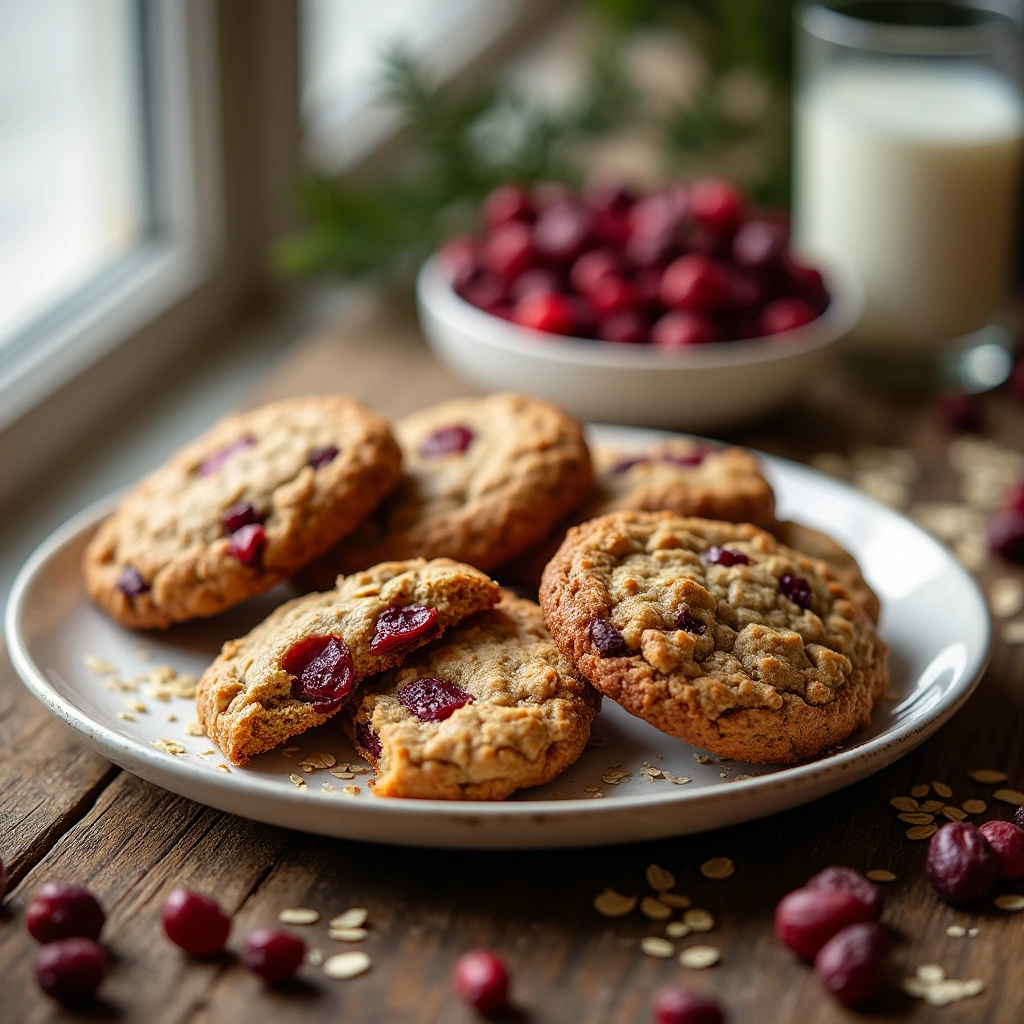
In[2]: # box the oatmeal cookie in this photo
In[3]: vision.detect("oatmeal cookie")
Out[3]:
[197,558,500,764]
[347,591,599,800]
[298,393,593,589]
[539,512,888,764]
[83,397,402,630]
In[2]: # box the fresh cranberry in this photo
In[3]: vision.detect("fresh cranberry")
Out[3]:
[936,393,982,433]
[117,565,148,597]
[533,202,593,264]
[676,608,707,635]
[774,887,876,960]
[509,268,561,303]
[727,271,768,314]
[784,258,830,310]
[925,822,998,905]
[513,291,577,335]
[661,255,731,313]
[598,311,647,345]
[806,867,881,919]
[652,985,726,1024]
[453,949,510,1014]
[309,445,340,469]
[356,721,382,759]
[240,928,306,985]
[282,635,353,712]
[625,225,680,270]
[689,179,745,235]
[633,266,664,306]
[588,619,627,657]
[651,311,719,348]
[588,275,636,317]
[438,236,478,284]
[26,883,105,944]
[482,221,534,280]
[701,546,749,567]
[978,820,1024,880]
[198,434,257,476]
[584,181,635,216]
[780,573,814,610]
[814,923,889,1006]
[397,677,474,722]
[570,249,622,295]
[1006,482,1024,514]
[457,268,507,310]
[420,425,474,456]
[222,501,259,534]
[227,522,266,568]
[35,938,107,1005]
[760,297,818,336]
[593,209,632,248]
[629,190,686,238]
[370,605,439,656]
[161,888,231,956]
[1016,804,1024,830]
[986,509,1024,562]
[732,218,785,270]
[483,185,534,229]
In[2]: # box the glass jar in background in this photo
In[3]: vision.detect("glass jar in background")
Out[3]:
[794,1,1024,391]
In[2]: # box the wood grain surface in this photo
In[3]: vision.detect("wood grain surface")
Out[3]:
[2,296,1023,1023]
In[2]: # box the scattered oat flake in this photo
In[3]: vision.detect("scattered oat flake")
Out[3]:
[349,765,371,774]
[909,784,930,799]
[166,714,177,723]
[898,812,935,825]
[321,783,338,794]
[962,799,987,814]
[84,656,118,674]
[889,796,918,812]
[185,720,205,737]
[658,893,692,909]
[923,979,985,1007]
[593,889,637,918]
[994,894,1024,911]
[342,785,360,796]
[683,909,715,933]
[665,921,691,939]
[640,896,672,921]
[866,869,896,883]
[641,936,676,959]
[907,824,938,840]
[330,771,355,780]
[118,712,135,721]
[969,769,1007,784]
[919,800,945,813]
[323,951,371,981]
[330,908,368,930]
[663,772,691,785]
[1002,620,1024,644]
[993,789,1024,805]
[646,865,676,891]
[917,964,945,985]
[700,858,734,880]
[941,806,967,822]
[124,698,146,713]
[299,751,337,771]
[990,577,1024,618]
[216,763,231,772]
[282,747,300,758]
[134,645,152,661]
[694,754,711,764]
[152,738,186,755]
[288,774,307,788]
[968,927,980,937]
[279,908,319,925]
[946,925,966,938]
[679,945,720,969]
[932,781,953,799]
[329,927,368,941]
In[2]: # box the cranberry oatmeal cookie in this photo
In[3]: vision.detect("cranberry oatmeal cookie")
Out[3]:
[83,397,402,629]
[197,558,499,764]
[347,592,600,800]
[539,512,888,764]
[298,393,593,589]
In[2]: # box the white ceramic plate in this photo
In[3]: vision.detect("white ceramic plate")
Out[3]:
[6,426,990,849]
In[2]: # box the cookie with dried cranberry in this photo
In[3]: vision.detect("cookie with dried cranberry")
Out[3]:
[83,397,402,630]
[539,512,888,764]
[347,591,599,800]
[197,558,500,764]
[298,393,593,590]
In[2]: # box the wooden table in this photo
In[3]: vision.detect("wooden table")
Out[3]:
[3,298,1023,1022]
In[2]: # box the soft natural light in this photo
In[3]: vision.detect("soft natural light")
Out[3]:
[0,0,144,349]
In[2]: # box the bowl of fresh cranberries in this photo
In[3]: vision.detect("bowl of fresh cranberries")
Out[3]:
[417,180,861,430]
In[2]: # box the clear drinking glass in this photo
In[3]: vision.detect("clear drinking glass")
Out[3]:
[794,1,1024,391]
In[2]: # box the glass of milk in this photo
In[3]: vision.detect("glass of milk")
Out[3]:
[795,1,1024,390]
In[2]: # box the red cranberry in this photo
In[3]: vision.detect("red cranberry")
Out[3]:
[598,311,648,345]
[701,546,749,567]
[978,820,1024,880]
[588,619,627,657]
[936,393,982,433]
[780,573,814,610]
[676,608,707,635]
[652,985,726,1024]
[986,508,1024,562]
[161,888,231,956]
[814,922,889,1006]
[651,311,719,348]
[1016,805,1024,830]
[240,928,306,985]
[458,269,507,310]
[732,218,785,270]
[222,501,259,534]
[35,938,107,1005]
[453,949,510,1014]
[438,236,478,284]
[760,297,818,336]
[483,185,534,228]
[661,255,731,313]
[509,268,561,303]
[625,225,680,270]
[806,867,881,919]
[26,883,105,944]
[370,604,439,656]
[584,181,635,216]
[784,258,830,310]
[571,249,622,295]
[198,434,257,476]
[227,522,266,568]
[1005,482,1024,514]
[309,445,340,469]
[282,635,353,712]
[774,887,876,960]
[356,721,382,759]
[397,677,474,721]
[588,275,637,317]
[633,266,664,306]
[482,221,534,280]
[925,821,998,905]
[421,425,474,456]
[629,190,685,238]
[689,179,745,234]
[533,202,593,264]
[513,291,576,336]
[593,209,632,248]
[117,565,148,597]
[728,271,768,313]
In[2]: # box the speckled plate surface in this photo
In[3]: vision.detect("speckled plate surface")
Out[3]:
[5,426,991,849]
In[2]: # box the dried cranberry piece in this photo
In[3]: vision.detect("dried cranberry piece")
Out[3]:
[35,938,107,1005]
[420,425,474,457]
[925,821,998,905]
[309,445,339,469]
[198,434,256,476]
[676,609,706,635]
[978,820,1024,880]
[588,619,627,657]
[1006,482,1024,515]
[369,605,439,656]
[774,887,876,960]
[227,522,266,568]
[283,635,353,713]
[701,546,749,567]
[814,922,889,1006]
[221,501,259,534]
[240,928,306,984]
[356,721,382,759]
[652,984,725,1024]
[397,677,474,722]
[663,452,706,468]
[26,883,105,944]
[453,949,510,1014]
[117,565,148,597]
[806,867,881,919]
[780,573,814,609]
[161,888,231,956]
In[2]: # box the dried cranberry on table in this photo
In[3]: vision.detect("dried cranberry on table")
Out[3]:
[240,929,306,984]
[453,949,510,1014]
[925,821,998,905]
[978,820,1024,880]
[35,938,107,1005]
[774,887,876,960]
[25,882,105,944]
[161,888,232,956]
[986,508,1024,563]
[805,866,881,919]
[814,922,889,1006]
[227,522,266,568]
[652,984,726,1024]
[936,393,983,433]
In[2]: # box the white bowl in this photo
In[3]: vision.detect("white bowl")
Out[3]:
[416,255,862,431]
